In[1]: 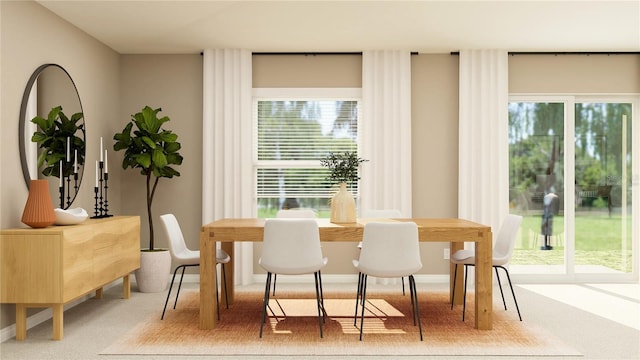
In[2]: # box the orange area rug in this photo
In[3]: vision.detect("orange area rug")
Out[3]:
[102,289,581,356]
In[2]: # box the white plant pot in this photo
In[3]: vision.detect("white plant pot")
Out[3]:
[135,250,171,293]
[330,182,356,224]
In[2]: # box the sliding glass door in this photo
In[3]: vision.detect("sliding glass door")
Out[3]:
[508,96,637,281]
[574,101,633,275]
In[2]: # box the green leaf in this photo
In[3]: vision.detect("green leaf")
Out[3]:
[141,136,157,149]
[158,132,177,143]
[31,133,48,143]
[151,149,167,168]
[165,153,183,165]
[136,153,151,168]
[164,141,181,153]
[30,116,48,130]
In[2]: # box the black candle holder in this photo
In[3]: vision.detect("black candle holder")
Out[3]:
[58,165,83,209]
[91,160,113,218]
[59,185,65,209]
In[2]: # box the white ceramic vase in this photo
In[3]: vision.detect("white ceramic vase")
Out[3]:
[330,182,356,224]
[135,250,171,293]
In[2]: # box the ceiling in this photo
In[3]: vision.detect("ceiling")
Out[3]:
[37,0,640,54]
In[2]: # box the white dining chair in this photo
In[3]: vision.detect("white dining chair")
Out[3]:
[359,209,406,295]
[353,221,423,341]
[159,214,230,320]
[268,208,319,296]
[450,214,523,321]
[259,218,327,338]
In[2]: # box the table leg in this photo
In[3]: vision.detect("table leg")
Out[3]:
[220,242,235,306]
[122,274,131,299]
[450,242,464,305]
[52,304,63,340]
[15,304,26,340]
[200,229,217,329]
[95,287,103,299]
[474,230,493,330]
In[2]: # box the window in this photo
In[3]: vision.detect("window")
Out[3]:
[253,88,362,218]
[508,95,638,281]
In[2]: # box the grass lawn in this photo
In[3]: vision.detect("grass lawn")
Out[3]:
[513,212,633,272]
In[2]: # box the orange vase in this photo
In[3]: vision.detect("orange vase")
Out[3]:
[21,179,56,228]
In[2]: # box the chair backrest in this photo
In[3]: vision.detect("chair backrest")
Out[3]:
[159,213,189,257]
[276,209,317,218]
[260,219,324,274]
[357,222,422,278]
[493,214,523,265]
[361,209,403,218]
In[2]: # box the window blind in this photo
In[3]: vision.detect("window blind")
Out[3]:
[255,99,360,202]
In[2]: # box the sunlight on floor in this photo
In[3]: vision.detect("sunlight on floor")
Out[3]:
[519,283,640,331]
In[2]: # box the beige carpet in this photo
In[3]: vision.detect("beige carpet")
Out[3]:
[102,289,581,356]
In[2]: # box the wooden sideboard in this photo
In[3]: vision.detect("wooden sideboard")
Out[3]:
[0,216,140,340]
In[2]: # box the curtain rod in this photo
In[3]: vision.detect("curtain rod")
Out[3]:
[253,52,362,56]
[450,51,640,56]
[200,51,421,56]
[252,52,420,56]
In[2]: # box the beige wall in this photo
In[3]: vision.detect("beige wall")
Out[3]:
[510,54,640,93]
[1,1,120,328]
[411,54,461,273]
[253,54,362,88]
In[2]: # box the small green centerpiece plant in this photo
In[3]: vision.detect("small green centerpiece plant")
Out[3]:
[320,151,368,187]
[320,151,367,223]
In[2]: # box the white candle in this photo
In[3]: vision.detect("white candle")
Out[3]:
[59,161,63,187]
[74,149,78,174]
[66,137,70,162]
[95,161,99,188]
[104,150,108,173]
[100,137,104,162]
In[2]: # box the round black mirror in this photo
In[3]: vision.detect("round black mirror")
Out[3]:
[19,64,85,209]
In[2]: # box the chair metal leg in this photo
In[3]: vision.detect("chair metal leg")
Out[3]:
[318,271,327,319]
[173,266,187,309]
[462,264,469,321]
[495,266,507,310]
[497,265,522,321]
[402,276,406,295]
[354,272,362,326]
[451,263,458,310]
[409,275,423,341]
[409,277,416,324]
[221,263,229,309]
[215,265,220,321]
[359,274,368,341]
[161,265,183,320]
[314,271,324,338]
[272,274,277,296]
[259,272,273,338]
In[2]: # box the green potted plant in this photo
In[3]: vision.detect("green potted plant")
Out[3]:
[113,106,183,292]
[320,151,367,223]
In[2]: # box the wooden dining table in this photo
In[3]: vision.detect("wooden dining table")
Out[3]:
[199,218,493,330]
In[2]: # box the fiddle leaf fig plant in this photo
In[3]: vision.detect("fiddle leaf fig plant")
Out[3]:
[320,151,368,187]
[31,105,85,178]
[113,106,183,251]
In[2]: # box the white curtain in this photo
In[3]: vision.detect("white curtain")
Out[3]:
[361,51,412,217]
[202,49,253,285]
[458,50,509,234]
